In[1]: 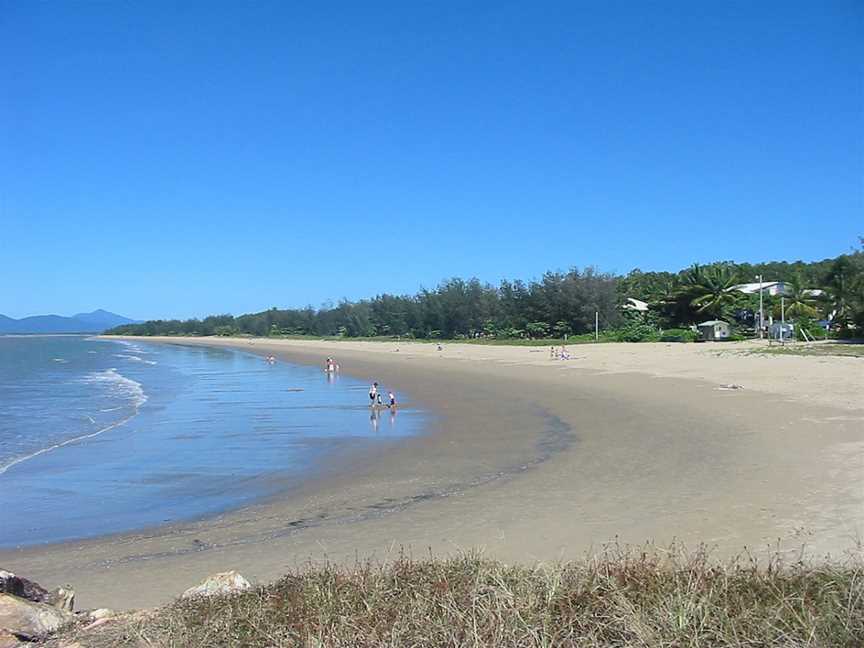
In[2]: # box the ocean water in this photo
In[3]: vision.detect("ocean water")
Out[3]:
[0,336,422,548]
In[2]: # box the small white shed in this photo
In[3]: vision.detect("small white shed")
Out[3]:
[697,320,731,341]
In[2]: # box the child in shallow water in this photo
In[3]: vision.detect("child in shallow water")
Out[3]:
[388,391,396,408]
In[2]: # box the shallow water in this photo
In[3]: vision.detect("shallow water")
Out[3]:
[0,336,422,547]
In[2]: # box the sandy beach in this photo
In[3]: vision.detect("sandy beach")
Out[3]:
[2,337,862,610]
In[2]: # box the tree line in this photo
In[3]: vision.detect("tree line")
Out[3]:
[108,246,864,340]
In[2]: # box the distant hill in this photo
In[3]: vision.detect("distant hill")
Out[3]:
[70,309,139,330]
[0,310,140,334]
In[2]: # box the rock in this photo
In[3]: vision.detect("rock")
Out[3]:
[45,586,75,613]
[0,629,23,648]
[0,572,75,613]
[86,608,116,621]
[0,593,73,639]
[181,571,251,598]
[0,570,49,603]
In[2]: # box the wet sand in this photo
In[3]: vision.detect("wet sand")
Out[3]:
[2,337,862,610]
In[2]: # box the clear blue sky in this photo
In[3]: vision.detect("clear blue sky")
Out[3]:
[2,1,861,320]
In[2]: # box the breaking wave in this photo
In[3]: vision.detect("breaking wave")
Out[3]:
[114,353,157,365]
[0,369,148,476]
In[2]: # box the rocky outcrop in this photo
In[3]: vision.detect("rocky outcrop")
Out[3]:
[45,586,75,613]
[0,571,77,643]
[181,570,252,598]
[0,570,49,603]
[85,608,116,622]
[0,593,73,639]
[0,628,22,648]
[0,570,252,646]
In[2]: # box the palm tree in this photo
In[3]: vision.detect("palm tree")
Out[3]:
[822,257,859,326]
[646,277,688,326]
[775,274,819,319]
[679,264,740,321]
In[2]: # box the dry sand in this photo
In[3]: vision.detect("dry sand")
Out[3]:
[2,337,862,610]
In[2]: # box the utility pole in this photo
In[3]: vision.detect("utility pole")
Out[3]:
[756,274,764,339]
[780,296,785,345]
[595,311,599,342]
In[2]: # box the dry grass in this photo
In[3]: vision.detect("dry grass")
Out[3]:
[743,342,864,359]
[47,545,863,647]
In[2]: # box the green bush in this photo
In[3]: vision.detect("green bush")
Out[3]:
[794,317,831,341]
[659,328,697,342]
[612,323,661,342]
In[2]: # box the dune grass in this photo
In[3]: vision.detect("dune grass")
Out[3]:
[744,342,864,359]
[47,545,863,647]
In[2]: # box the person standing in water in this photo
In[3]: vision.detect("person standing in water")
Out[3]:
[388,391,396,409]
[369,382,378,407]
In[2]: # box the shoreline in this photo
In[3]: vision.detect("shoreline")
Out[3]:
[2,336,862,610]
[0,339,434,550]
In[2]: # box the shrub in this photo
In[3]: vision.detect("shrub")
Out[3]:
[612,322,661,342]
[659,328,697,342]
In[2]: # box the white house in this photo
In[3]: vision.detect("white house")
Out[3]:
[729,281,791,296]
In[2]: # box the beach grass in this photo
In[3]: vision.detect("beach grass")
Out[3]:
[46,545,863,647]
[743,342,864,359]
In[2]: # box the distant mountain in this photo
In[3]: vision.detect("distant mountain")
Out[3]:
[0,310,140,334]
[71,309,139,330]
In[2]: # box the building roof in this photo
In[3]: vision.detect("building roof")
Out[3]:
[729,281,785,294]
[623,297,649,312]
[698,320,729,326]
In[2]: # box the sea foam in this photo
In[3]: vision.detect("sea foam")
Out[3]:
[0,369,148,476]
[79,368,149,408]
[114,353,157,365]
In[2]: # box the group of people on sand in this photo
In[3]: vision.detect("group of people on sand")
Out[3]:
[368,381,397,409]
[549,345,570,360]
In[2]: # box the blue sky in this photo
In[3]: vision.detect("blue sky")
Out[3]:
[2,1,861,320]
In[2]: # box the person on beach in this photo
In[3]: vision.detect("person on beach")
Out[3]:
[388,391,397,409]
[369,382,378,406]
[549,346,558,359]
